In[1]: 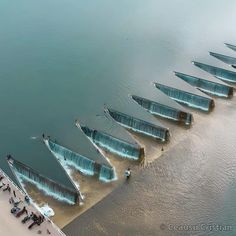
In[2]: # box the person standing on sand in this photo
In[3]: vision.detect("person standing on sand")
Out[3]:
[124,168,131,180]
[3,184,10,192]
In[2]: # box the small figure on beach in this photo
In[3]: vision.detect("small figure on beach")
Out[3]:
[22,214,32,224]
[0,175,4,181]
[6,154,12,161]
[14,199,22,207]
[9,196,14,204]
[16,206,28,217]
[13,190,16,198]
[161,146,164,151]
[3,184,10,193]
[25,195,30,204]
[0,182,6,189]
[124,168,131,180]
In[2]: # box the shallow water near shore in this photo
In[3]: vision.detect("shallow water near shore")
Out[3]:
[0,0,236,232]
[22,122,187,228]
[63,96,236,236]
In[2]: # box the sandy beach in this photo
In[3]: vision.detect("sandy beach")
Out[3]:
[0,170,64,236]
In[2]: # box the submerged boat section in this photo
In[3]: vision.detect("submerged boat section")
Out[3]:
[154,82,215,112]
[174,71,233,98]
[192,61,236,83]
[7,156,81,205]
[105,107,169,141]
[131,95,192,125]
[209,52,236,68]
[76,116,144,161]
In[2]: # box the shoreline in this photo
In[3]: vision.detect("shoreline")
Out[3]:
[62,97,236,235]
[0,168,64,236]
[23,110,203,229]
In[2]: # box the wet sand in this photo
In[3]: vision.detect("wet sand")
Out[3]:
[24,150,140,228]
[63,96,236,236]
[21,94,226,230]
[24,108,198,229]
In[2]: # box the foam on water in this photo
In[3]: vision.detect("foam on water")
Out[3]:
[198,88,229,98]
[93,138,139,160]
[78,124,141,160]
[44,139,95,176]
[40,204,55,217]
[30,136,38,140]
[99,165,118,183]
[48,152,85,201]
[16,172,75,205]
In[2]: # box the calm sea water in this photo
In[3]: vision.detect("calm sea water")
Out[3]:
[0,0,236,232]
